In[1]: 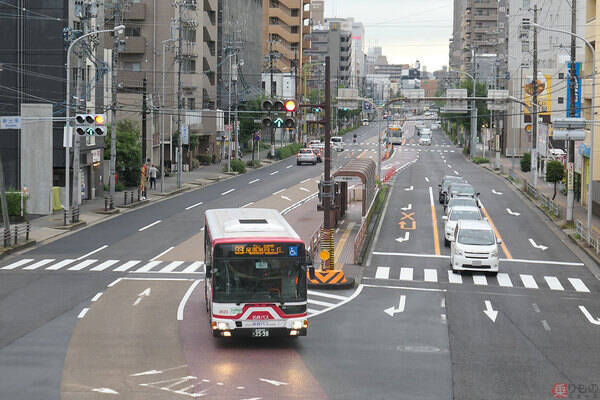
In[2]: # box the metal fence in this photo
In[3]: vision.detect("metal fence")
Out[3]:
[539,193,560,217]
[307,226,321,260]
[509,168,519,182]
[1,222,31,248]
[354,217,368,264]
[575,220,600,254]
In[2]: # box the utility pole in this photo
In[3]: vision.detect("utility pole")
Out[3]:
[142,77,148,163]
[176,0,183,188]
[531,4,539,188]
[567,0,577,222]
[269,38,275,153]
[149,94,155,167]
[323,56,335,269]
[109,0,122,208]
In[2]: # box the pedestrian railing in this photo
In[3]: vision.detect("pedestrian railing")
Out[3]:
[525,182,538,199]
[63,207,80,225]
[122,189,141,206]
[509,168,519,182]
[539,193,560,218]
[354,217,368,264]
[575,219,600,254]
[1,221,31,248]
[307,225,321,260]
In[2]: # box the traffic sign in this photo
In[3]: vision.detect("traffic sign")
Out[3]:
[181,124,189,145]
[273,117,284,128]
[255,135,261,141]
[0,116,22,130]
[319,250,330,261]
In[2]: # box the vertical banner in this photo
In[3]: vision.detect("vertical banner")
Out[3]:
[524,73,553,120]
[566,62,582,117]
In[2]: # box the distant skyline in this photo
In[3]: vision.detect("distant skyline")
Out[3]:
[324,0,452,71]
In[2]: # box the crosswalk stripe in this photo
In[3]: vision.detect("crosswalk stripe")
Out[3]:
[496,273,513,287]
[447,270,462,284]
[46,259,76,270]
[399,267,413,281]
[520,274,538,289]
[375,266,390,279]
[1,259,34,270]
[307,308,319,314]
[90,260,120,271]
[68,259,98,271]
[133,261,162,273]
[568,278,590,293]
[181,261,204,273]
[23,259,55,270]
[424,269,438,282]
[307,290,348,301]
[472,274,487,285]
[544,276,564,291]
[159,261,184,273]
[307,298,335,307]
[113,260,141,272]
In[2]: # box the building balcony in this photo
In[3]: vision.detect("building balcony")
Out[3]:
[106,3,145,20]
[204,0,216,12]
[269,24,300,44]
[182,41,199,57]
[118,71,144,89]
[121,36,146,54]
[204,41,216,58]
[471,1,498,9]
[182,73,199,90]
[303,25,311,35]
[473,14,497,21]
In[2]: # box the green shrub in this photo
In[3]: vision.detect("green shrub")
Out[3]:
[191,158,200,170]
[463,147,470,156]
[211,154,217,164]
[197,154,211,165]
[0,190,28,217]
[521,152,531,172]
[223,159,246,173]
[472,157,489,164]
[275,143,303,160]
[246,160,262,168]
[115,181,125,192]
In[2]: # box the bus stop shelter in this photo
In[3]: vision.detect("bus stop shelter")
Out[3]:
[333,159,377,218]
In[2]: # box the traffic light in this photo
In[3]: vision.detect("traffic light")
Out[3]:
[284,117,296,128]
[262,116,273,127]
[75,114,106,136]
[284,99,297,112]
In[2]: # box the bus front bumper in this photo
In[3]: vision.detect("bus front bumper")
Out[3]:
[211,319,308,338]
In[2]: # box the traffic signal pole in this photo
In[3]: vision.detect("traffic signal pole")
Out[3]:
[323,56,335,269]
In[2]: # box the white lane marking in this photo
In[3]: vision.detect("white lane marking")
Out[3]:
[496,273,513,287]
[185,201,203,210]
[23,259,55,270]
[91,292,103,302]
[182,261,205,274]
[447,164,452,168]
[373,251,450,259]
[177,279,202,321]
[248,179,260,184]
[241,202,254,208]
[441,298,446,308]
[90,260,120,272]
[300,187,311,192]
[532,303,541,313]
[286,165,293,169]
[308,284,364,319]
[77,245,108,260]
[483,300,498,322]
[281,196,292,201]
[92,388,119,395]
[541,320,551,331]
[520,274,539,289]
[221,189,235,196]
[529,238,548,251]
[578,305,600,325]
[569,278,590,293]
[399,267,414,281]
[492,189,503,195]
[270,171,279,175]
[138,220,162,232]
[307,298,336,307]
[506,208,521,216]
[307,308,319,314]
[301,178,311,183]
[113,260,141,272]
[68,259,98,271]
[404,186,414,191]
[133,261,162,273]
[273,188,285,195]
[361,284,445,293]
[1,259,34,270]
[78,308,89,319]
[424,269,438,282]
[448,270,463,284]
[45,259,76,271]
[107,278,122,287]
[151,246,174,261]
[259,378,288,387]
[454,170,460,175]
[472,274,488,285]
[425,177,430,183]
[544,276,564,291]
[307,290,348,301]
[375,266,390,279]
[159,261,184,273]
[372,251,584,266]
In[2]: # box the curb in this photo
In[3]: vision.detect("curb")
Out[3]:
[94,208,120,215]
[0,240,36,259]
[52,220,87,231]
[151,186,191,197]
[116,199,150,209]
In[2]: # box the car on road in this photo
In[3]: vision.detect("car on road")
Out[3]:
[445,197,480,215]
[331,136,344,151]
[450,220,500,275]
[438,175,465,203]
[419,133,432,146]
[297,148,317,165]
[431,123,440,130]
[445,182,478,206]
[308,139,321,147]
[362,118,369,126]
[443,205,484,246]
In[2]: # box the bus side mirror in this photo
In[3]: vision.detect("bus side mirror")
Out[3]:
[308,266,316,280]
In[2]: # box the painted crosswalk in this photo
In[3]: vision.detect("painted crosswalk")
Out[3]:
[307,289,351,316]
[369,266,593,293]
[1,257,206,275]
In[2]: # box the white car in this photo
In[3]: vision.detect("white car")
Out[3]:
[420,134,432,146]
[308,139,321,147]
[445,197,479,215]
[450,220,500,275]
[296,148,317,165]
[443,205,483,247]
[330,136,344,152]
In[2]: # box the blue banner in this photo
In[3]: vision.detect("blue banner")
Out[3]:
[566,62,582,117]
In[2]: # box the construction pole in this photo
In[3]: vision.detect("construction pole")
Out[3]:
[531,4,539,188]
[567,0,577,222]
[176,1,183,188]
[323,56,335,270]
[109,2,121,209]
[142,77,148,163]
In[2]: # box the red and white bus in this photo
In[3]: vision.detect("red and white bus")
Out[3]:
[204,208,314,338]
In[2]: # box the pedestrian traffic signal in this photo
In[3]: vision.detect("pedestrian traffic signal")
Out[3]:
[75,113,106,136]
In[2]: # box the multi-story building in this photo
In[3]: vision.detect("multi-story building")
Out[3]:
[310,0,324,25]
[582,0,598,206]
[104,0,219,166]
[350,19,365,92]
[450,0,468,68]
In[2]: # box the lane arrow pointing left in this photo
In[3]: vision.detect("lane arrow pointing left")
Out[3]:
[395,232,410,243]
[384,295,406,317]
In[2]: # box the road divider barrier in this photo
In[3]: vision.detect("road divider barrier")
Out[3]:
[307,269,353,289]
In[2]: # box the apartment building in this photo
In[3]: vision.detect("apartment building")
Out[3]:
[584,0,599,207]
[104,0,218,166]
[350,19,365,92]
[450,0,468,69]
[310,0,324,25]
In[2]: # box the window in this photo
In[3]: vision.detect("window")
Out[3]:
[125,27,141,37]
[270,0,279,7]
[123,62,141,72]
[291,26,298,34]
[182,58,196,73]
[187,97,196,110]
[291,8,299,17]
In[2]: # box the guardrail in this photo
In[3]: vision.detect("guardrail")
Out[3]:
[1,221,31,248]
[509,168,518,182]
[539,193,560,217]
[354,217,368,264]
[575,220,600,254]
[525,182,538,199]
[307,225,321,260]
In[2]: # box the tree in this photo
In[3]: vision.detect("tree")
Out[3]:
[521,152,531,172]
[104,120,142,187]
[546,160,565,200]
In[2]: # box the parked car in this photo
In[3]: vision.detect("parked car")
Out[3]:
[443,205,484,247]
[438,175,465,203]
[450,220,500,275]
[297,148,317,165]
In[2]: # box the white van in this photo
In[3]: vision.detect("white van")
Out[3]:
[450,220,500,275]
[330,136,344,151]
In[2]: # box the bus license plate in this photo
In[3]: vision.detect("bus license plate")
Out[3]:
[252,328,269,337]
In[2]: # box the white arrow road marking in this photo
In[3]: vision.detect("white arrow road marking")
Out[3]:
[492,189,503,195]
[483,300,498,322]
[401,203,412,211]
[91,388,119,395]
[579,306,600,325]
[259,378,288,386]
[133,288,151,306]
[395,232,410,243]
[281,196,292,201]
[506,208,520,216]
[384,295,406,317]
[404,186,414,191]
[529,238,548,251]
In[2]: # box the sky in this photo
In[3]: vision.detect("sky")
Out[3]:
[325,0,452,72]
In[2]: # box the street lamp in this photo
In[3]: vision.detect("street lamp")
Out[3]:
[64,25,125,214]
[526,21,596,245]
[448,67,477,156]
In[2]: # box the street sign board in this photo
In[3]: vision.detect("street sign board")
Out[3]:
[487,90,509,111]
[442,89,468,113]
[181,124,189,145]
[0,116,22,129]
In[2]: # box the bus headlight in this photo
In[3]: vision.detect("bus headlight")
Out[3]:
[292,320,303,330]
[218,322,229,330]
[290,330,299,336]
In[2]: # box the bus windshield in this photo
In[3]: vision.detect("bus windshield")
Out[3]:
[213,257,306,304]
